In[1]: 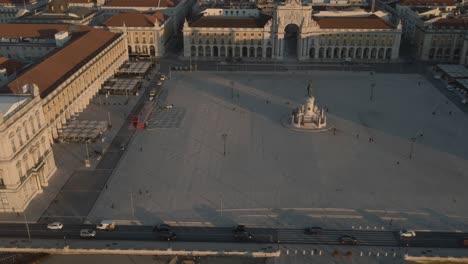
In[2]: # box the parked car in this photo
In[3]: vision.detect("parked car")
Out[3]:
[340,235,357,245]
[446,85,455,91]
[46,222,63,230]
[96,220,116,231]
[119,144,126,151]
[154,224,176,241]
[80,229,96,238]
[400,229,416,238]
[157,81,163,86]
[433,75,441,80]
[233,225,252,241]
[304,226,323,235]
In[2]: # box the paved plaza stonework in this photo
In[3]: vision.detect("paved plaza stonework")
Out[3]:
[88,71,468,231]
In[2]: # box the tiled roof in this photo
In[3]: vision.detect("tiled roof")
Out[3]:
[0,0,36,5]
[0,25,120,98]
[104,0,177,8]
[0,57,25,75]
[0,24,71,39]
[63,0,93,3]
[314,15,394,29]
[103,11,166,27]
[189,14,272,28]
[400,0,456,5]
[432,18,468,28]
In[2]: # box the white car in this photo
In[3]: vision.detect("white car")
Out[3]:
[400,229,416,238]
[157,81,163,86]
[46,222,63,230]
[446,85,455,91]
[433,75,441,80]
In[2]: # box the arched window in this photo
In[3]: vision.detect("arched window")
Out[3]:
[16,160,23,178]
[41,136,46,154]
[29,116,35,134]
[16,127,23,146]
[23,121,30,141]
[35,111,41,130]
[23,154,29,173]
[9,133,16,153]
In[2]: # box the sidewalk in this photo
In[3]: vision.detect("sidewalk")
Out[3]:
[0,238,279,258]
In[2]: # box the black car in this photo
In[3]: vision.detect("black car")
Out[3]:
[233,225,252,241]
[154,224,176,241]
[340,235,357,245]
[304,226,323,235]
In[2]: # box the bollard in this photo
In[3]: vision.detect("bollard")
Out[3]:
[385,252,388,257]
[374,226,377,230]
[352,226,354,229]
[286,249,289,255]
[319,250,322,256]
[311,250,314,256]
[368,252,371,256]
[367,226,370,229]
[294,250,297,254]
[360,251,363,257]
[303,250,306,255]
[393,252,396,257]
[377,252,380,257]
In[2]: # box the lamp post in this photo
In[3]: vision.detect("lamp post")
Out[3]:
[222,133,227,156]
[23,212,31,242]
[409,137,416,160]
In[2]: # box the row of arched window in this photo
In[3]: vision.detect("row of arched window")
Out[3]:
[15,136,47,181]
[9,111,41,154]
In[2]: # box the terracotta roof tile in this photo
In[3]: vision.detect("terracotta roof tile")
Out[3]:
[400,0,456,5]
[0,0,36,5]
[63,0,93,3]
[314,15,395,29]
[0,24,71,39]
[0,25,120,98]
[103,11,166,27]
[432,18,468,28]
[189,14,272,28]
[104,0,177,8]
[0,57,25,75]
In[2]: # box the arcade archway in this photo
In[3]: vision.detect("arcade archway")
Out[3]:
[284,24,299,59]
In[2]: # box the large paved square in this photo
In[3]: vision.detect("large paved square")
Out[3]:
[87,71,468,231]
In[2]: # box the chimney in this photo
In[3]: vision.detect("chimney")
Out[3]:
[371,0,375,12]
[54,31,71,47]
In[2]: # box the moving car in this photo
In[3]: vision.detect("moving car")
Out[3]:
[233,225,252,241]
[304,226,323,235]
[46,222,63,230]
[340,235,357,245]
[80,229,96,238]
[96,220,116,231]
[400,229,416,238]
[154,224,176,241]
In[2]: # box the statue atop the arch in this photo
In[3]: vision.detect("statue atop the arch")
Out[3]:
[285,0,301,7]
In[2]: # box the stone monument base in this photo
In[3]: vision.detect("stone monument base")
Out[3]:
[280,114,331,133]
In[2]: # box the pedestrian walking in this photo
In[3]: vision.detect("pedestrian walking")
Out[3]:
[111,203,114,209]
[332,128,336,135]
[140,146,143,152]
[105,184,108,189]
[396,161,400,165]
[356,134,359,139]
[368,137,371,143]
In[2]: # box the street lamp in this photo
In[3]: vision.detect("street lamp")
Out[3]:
[370,82,375,101]
[409,137,416,160]
[222,133,227,156]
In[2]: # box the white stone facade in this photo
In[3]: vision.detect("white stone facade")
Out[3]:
[184,3,402,61]
[0,85,56,213]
